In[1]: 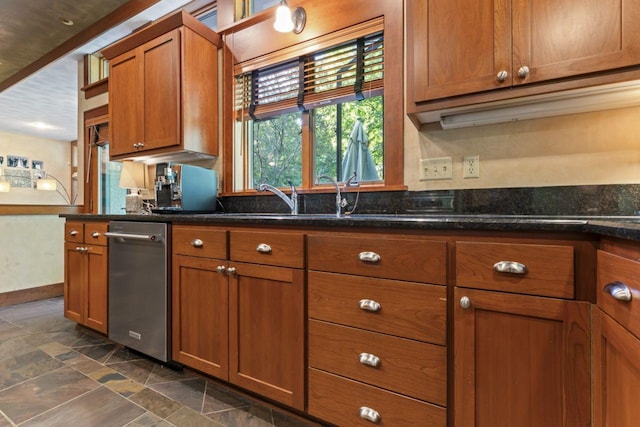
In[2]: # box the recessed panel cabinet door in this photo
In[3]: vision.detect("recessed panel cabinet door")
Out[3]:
[512,0,640,86]
[141,30,181,152]
[172,255,229,380]
[593,308,640,427]
[454,287,591,427]
[407,0,512,102]
[84,245,108,334]
[64,242,85,324]
[109,51,142,157]
[228,262,304,411]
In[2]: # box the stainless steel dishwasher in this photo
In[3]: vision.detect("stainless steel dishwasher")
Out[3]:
[105,221,170,362]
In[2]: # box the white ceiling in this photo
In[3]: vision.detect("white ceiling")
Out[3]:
[0,0,199,142]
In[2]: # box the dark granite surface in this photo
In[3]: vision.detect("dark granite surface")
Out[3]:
[62,185,640,241]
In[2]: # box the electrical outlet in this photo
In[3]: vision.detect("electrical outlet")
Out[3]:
[420,157,453,180]
[463,155,480,178]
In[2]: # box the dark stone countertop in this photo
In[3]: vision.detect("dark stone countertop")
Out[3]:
[60,213,640,242]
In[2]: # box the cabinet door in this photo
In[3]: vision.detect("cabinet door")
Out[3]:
[140,29,181,152]
[85,245,108,334]
[109,50,143,157]
[228,262,304,410]
[172,255,229,380]
[454,287,591,427]
[512,0,640,86]
[64,242,85,324]
[407,0,512,102]
[594,308,640,427]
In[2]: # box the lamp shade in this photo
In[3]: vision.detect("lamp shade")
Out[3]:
[36,178,57,191]
[119,161,146,189]
[0,181,9,192]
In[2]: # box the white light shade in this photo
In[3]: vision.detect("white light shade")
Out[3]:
[423,80,640,129]
[274,3,294,33]
[0,181,9,192]
[36,179,57,191]
[119,161,146,189]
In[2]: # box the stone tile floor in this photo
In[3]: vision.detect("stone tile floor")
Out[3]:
[0,297,318,427]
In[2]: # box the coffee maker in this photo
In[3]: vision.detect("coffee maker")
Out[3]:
[154,163,218,212]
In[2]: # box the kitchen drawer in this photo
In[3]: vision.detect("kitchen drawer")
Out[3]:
[308,368,446,427]
[309,319,446,406]
[308,271,447,345]
[456,241,574,298]
[597,250,640,339]
[173,226,227,259]
[65,222,84,243]
[307,234,447,284]
[84,222,109,246]
[230,230,304,268]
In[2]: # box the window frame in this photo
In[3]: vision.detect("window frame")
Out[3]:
[219,0,404,195]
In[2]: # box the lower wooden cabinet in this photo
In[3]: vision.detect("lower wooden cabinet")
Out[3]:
[64,221,108,334]
[171,226,305,411]
[453,287,591,427]
[593,308,640,427]
[594,244,640,427]
[228,261,305,411]
[172,255,229,380]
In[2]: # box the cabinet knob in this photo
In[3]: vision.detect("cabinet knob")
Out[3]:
[359,406,381,423]
[91,232,100,238]
[191,239,204,248]
[460,296,471,309]
[359,353,381,368]
[216,265,226,274]
[358,251,381,263]
[604,281,632,302]
[496,70,508,82]
[256,243,272,254]
[69,230,79,236]
[358,299,381,312]
[517,65,530,79]
[493,260,527,275]
[227,267,237,275]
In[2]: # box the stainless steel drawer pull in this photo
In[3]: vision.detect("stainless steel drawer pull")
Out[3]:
[493,260,527,275]
[191,239,204,248]
[460,296,471,309]
[359,406,381,423]
[256,243,272,254]
[216,265,226,274]
[358,299,381,312]
[358,251,381,263]
[359,353,381,367]
[69,230,78,236]
[604,281,632,302]
[227,267,237,275]
[91,232,100,238]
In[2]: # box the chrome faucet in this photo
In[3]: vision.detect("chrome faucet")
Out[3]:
[257,180,298,215]
[316,175,344,218]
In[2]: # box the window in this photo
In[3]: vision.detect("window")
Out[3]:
[86,52,109,84]
[233,23,385,191]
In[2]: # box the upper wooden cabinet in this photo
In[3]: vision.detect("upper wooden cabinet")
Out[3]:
[102,11,221,161]
[407,0,640,108]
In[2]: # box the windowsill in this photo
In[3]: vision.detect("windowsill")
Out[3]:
[81,78,108,99]
[219,184,407,198]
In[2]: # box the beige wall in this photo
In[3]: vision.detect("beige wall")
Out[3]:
[0,215,65,293]
[404,105,640,191]
[0,129,71,293]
